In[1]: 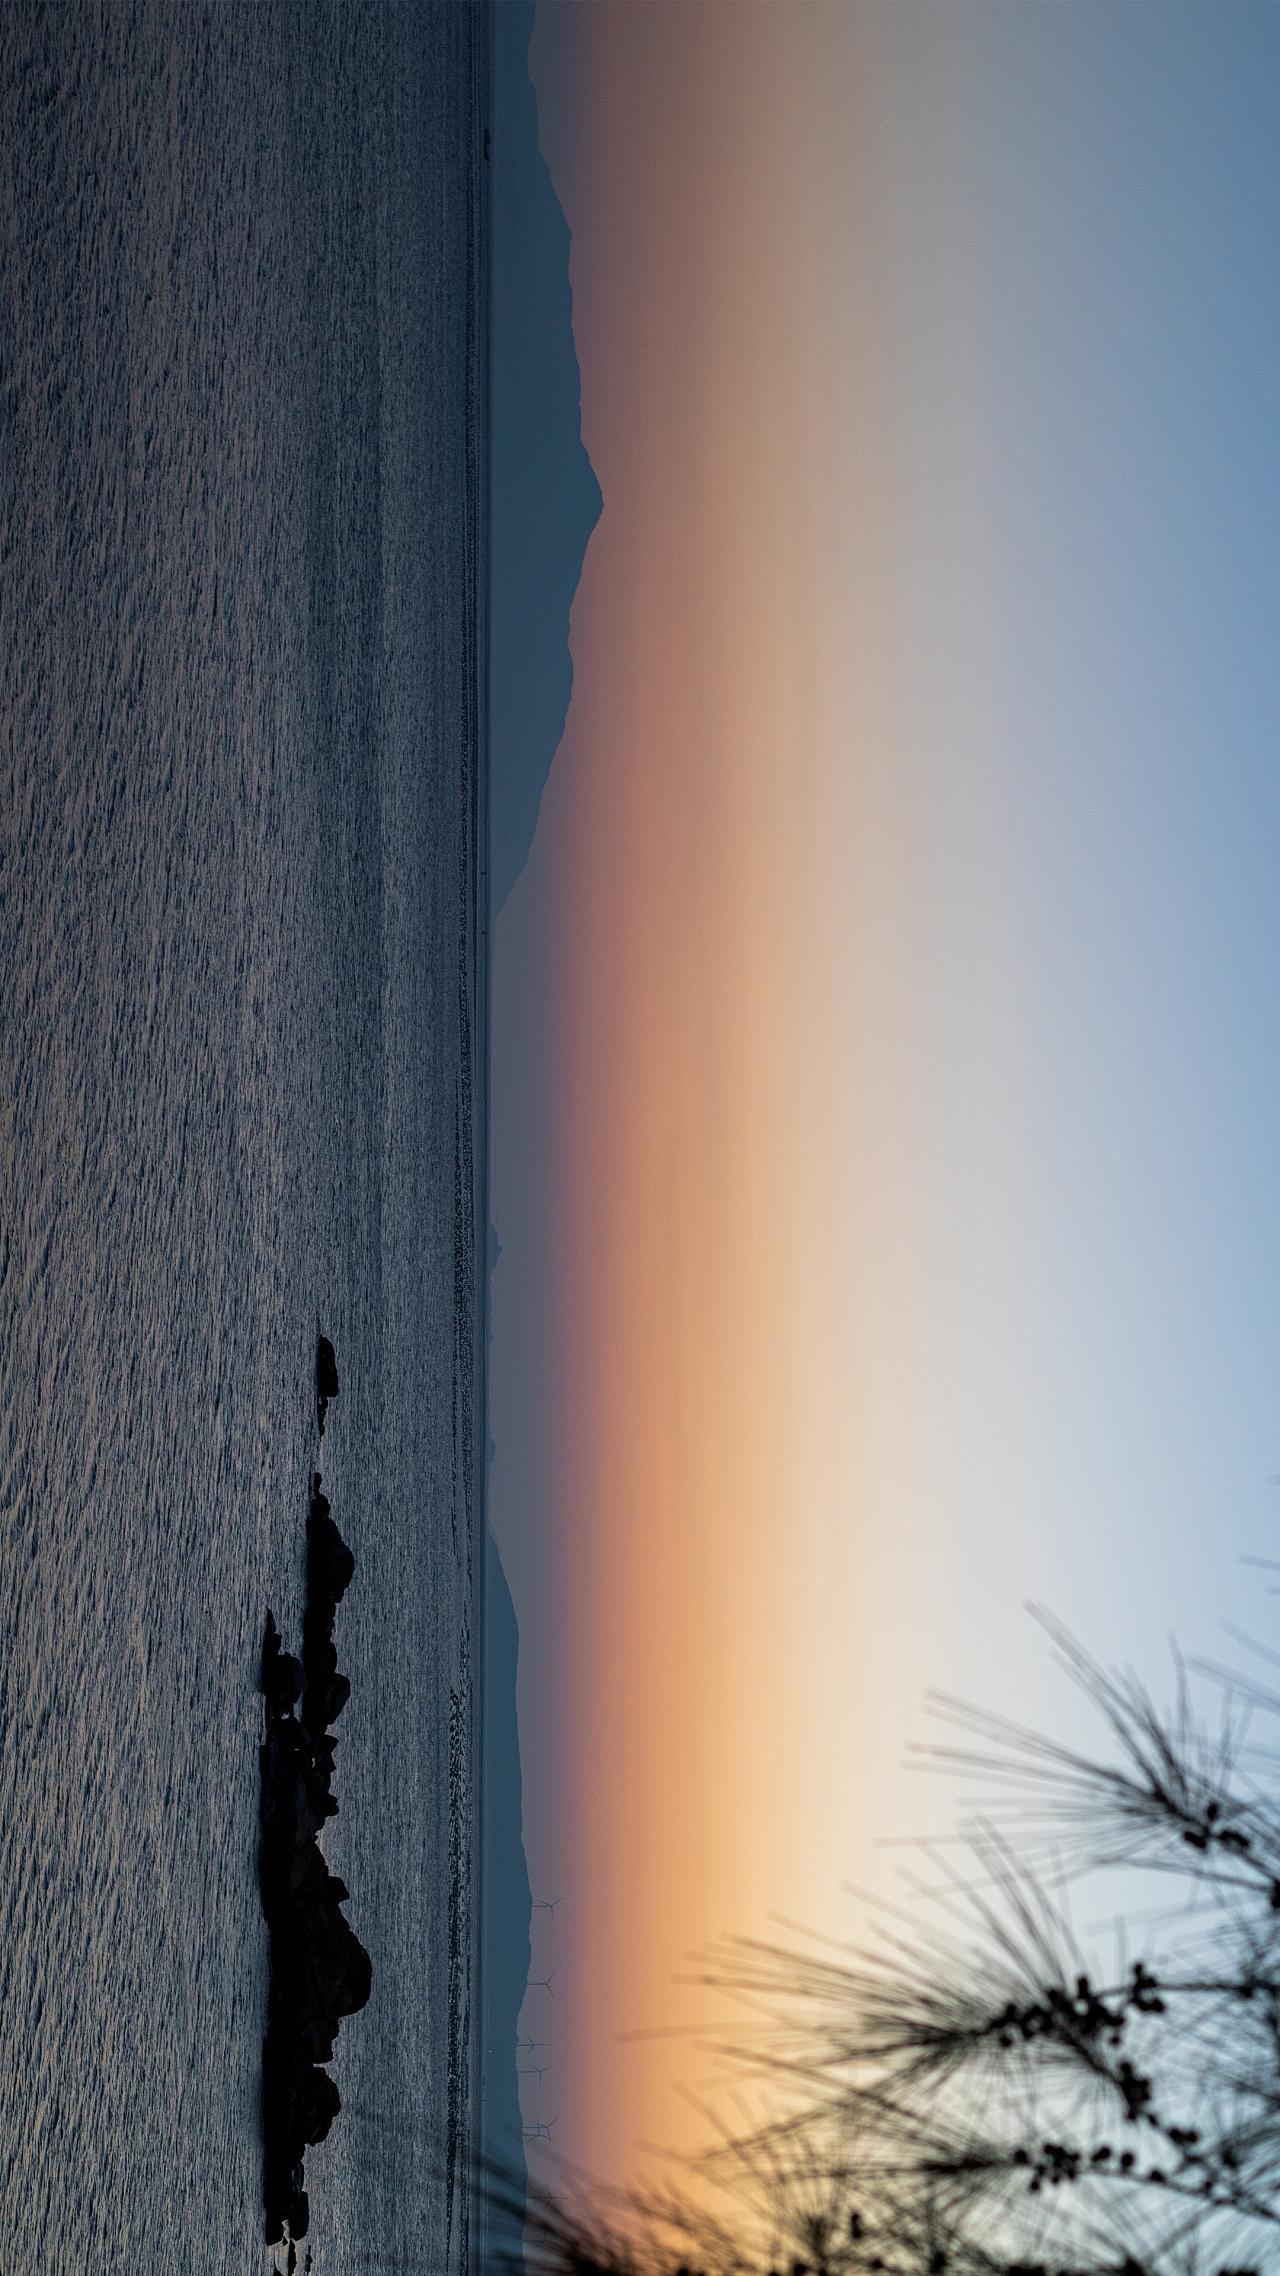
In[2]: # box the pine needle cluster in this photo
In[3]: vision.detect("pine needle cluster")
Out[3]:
[485,1602,1280,2276]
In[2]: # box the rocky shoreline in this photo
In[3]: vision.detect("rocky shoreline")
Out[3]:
[259,1343,372,2258]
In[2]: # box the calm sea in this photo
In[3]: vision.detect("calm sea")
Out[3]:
[0,4,489,2269]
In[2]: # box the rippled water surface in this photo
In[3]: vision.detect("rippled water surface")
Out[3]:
[0,5,488,2267]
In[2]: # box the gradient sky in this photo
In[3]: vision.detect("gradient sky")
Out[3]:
[489,0,1280,2199]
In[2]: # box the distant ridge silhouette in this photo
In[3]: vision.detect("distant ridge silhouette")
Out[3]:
[481,7,594,2256]
[490,0,603,910]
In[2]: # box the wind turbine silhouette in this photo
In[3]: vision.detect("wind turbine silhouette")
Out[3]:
[522,2116,558,2142]
[527,1970,555,1995]
[517,2033,547,2053]
[517,2062,553,2082]
[531,1896,561,1918]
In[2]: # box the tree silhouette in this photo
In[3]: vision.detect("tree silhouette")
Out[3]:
[482,1601,1280,2276]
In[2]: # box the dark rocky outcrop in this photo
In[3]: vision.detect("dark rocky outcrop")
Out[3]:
[260,1439,371,2249]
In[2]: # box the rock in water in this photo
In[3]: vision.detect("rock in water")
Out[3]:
[315,1337,339,1402]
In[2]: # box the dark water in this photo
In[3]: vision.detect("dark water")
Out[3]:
[0,4,489,2267]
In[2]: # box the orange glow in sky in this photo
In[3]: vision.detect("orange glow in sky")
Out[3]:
[506,0,944,2185]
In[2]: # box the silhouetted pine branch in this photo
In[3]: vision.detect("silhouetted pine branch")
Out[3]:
[479,1602,1280,2276]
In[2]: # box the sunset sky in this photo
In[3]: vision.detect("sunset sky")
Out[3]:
[489,0,1280,2196]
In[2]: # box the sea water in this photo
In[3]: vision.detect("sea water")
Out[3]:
[0,4,488,2267]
